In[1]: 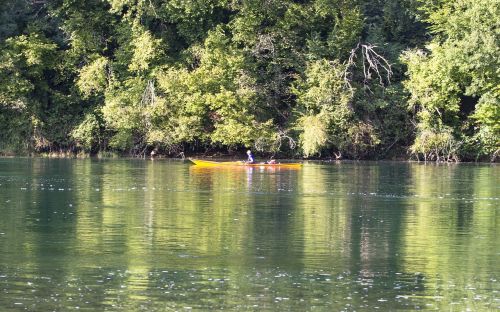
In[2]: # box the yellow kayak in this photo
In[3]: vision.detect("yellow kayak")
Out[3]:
[189,159,302,168]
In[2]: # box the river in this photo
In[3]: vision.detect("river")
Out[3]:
[0,158,498,311]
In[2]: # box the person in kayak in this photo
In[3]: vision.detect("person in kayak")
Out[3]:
[246,150,255,163]
[246,150,277,164]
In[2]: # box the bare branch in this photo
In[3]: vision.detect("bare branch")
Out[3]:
[277,129,296,150]
[343,43,359,92]
[141,80,156,130]
[253,34,275,57]
[141,80,156,107]
[255,129,296,154]
[343,42,393,89]
[148,0,158,18]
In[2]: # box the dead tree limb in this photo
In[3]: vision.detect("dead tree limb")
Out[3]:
[344,42,393,90]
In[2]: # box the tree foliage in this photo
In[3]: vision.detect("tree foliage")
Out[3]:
[0,0,498,161]
[402,0,500,161]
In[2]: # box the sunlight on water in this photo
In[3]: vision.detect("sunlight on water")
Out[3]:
[0,158,498,310]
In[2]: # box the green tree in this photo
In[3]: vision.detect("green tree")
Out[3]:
[1,0,496,161]
[403,0,500,161]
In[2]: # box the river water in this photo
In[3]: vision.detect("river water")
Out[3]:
[0,158,498,311]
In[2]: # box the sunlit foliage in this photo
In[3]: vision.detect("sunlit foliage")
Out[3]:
[402,0,500,161]
[0,0,497,160]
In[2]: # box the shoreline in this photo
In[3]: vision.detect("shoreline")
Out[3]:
[0,154,496,164]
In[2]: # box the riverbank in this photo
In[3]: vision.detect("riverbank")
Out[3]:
[0,147,414,162]
[1,151,497,163]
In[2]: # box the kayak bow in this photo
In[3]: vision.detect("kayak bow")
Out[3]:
[189,159,301,168]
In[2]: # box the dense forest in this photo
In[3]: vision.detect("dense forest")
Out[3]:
[0,0,498,161]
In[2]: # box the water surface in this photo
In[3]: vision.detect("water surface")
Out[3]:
[0,158,498,311]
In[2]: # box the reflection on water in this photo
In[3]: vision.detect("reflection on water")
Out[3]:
[0,158,498,310]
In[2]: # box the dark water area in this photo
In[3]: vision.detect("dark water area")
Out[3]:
[0,158,498,311]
